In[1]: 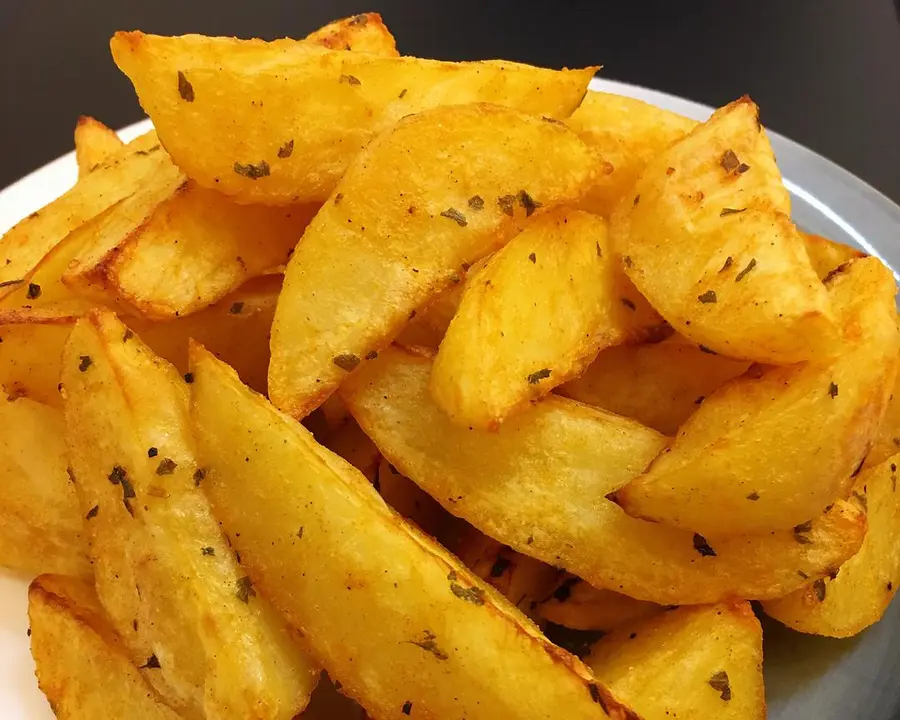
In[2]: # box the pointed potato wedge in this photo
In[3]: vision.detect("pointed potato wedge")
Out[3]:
[430,208,664,429]
[342,347,866,604]
[62,310,318,719]
[618,256,899,535]
[29,575,182,720]
[189,343,640,720]
[763,454,900,637]
[303,13,398,55]
[611,96,838,364]
[269,103,604,418]
[74,116,125,177]
[585,602,765,720]
[535,576,660,632]
[803,232,866,281]
[111,32,596,204]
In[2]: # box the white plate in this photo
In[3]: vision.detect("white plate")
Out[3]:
[1,78,898,719]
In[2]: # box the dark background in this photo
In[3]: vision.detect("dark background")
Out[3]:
[1,0,899,202]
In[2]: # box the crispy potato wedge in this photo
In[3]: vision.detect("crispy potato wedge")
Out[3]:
[111,31,597,205]
[618,256,899,535]
[0,132,164,294]
[190,344,639,720]
[269,104,603,418]
[342,347,867,604]
[568,92,697,217]
[764,454,900,637]
[454,527,558,618]
[323,418,382,482]
[74,116,125,177]
[303,13,398,55]
[63,311,318,719]
[29,575,182,720]
[611,97,839,364]
[558,339,750,435]
[431,209,665,428]
[64,179,314,320]
[586,602,765,720]
[803,232,866,280]
[536,576,660,632]
[0,393,90,577]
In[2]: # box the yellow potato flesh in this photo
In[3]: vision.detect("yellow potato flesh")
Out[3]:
[302,12,399,55]
[536,577,661,633]
[803,232,865,280]
[74,116,125,177]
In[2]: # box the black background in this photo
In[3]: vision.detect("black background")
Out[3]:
[1,0,899,202]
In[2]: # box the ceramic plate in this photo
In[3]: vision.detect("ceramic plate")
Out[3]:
[0,77,898,719]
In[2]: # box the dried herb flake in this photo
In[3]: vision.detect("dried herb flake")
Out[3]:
[339,74,361,86]
[719,256,734,273]
[693,533,717,557]
[277,139,294,159]
[177,71,194,102]
[26,283,41,300]
[517,189,541,217]
[735,258,757,282]
[236,576,256,603]
[468,195,484,210]
[402,701,412,715]
[447,570,485,605]
[183,372,194,384]
[698,290,718,304]
[793,520,814,545]
[708,670,732,701]
[720,207,746,217]
[140,654,161,669]
[527,368,551,384]
[720,150,740,173]
[440,207,467,227]
[746,491,760,501]
[85,505,99,520]
[202,547,215,556]
[498,194,516,216]
[193,468,206,486]
[156,458,177,476]
[812,578,827,602]
[233,160,270,180]
[78,356,93,372]
[528,252,536,264]
[230,301,244,315]
[620,297,637,311]
[333,353,361,372]
[828,382,839,399]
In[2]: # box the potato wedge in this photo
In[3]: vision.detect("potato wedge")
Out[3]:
[63,311,318,720]
[558,339,750,435]
[64,179,314,320]
[585,602,765,720]
[535,576,660,632]
[431,208,665,428]
[567,92,696,217]
[0,131,164,293]
[611,97,839,364]
[867,346,900,468]
[375,457,449,537]
[323,418,381,482]
[763,454,900,637]
[618,256,899,535]
[342,347,867,604]
[111,31,597,205]
[29,574,183,720]
[803,232,866,281]
[0,393,90,577]
[190,343,639,720]
[303,13,398,55]
[74,116,125,177]
[269,104,603,418]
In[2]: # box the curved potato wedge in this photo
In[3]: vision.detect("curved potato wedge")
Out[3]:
[611,96,838,364]
[74,116,125,177]
[618,257,899,535]
[29,575,183,720]
[342,347,866,604]
[0,394,90,578]
[111,31,596,204]
[763,454,900,637]
[303,13,398,55]
[269,103,604,418]
[189,343,639,720]
[431,209,665,429]
[558,338,750,436]
[63,311,318,720]
[803,232,866,281]
[585,602,765,720]
[567,92,696,217]
[535,576,660,632]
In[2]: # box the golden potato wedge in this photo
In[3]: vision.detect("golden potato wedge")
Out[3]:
[190,343,639,720]
[0,393,89,577]
[611,96,839,364]
[618,256,899,535]
[567,92,697,217]
[0,131,164,293]
[323,418,381,482]
[764,454,900,637]
[867,346,900,468]
[111,31,597,205]
[343,347,866,604]
[269,104,603,418]
[535,576,660,632]
[303,13,398,55]
[430,208,665,428]
[375,457,449,537]
[585,602,765,720]
[29,574,183,720]
[64,179,314,320]
[63,311,318,719]
[558,339,750,435]
[74,116,125,177]
[803,232,866,280]
[454,527,558,618]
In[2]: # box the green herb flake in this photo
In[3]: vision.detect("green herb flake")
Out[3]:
[542,116,566,126]
[528,252,536,264]
[193,468,206,486]
[447,570,485,605]
[78,355,93,372]
[407,629,448,660]
[798,570,809,579]
[698,345,717,355]
[735,258,757,282]
[26,283,41,299]
[339,74,361,86]
[698,290,718,304]
[177,71,194,102]
[277,139,294,159]
[147,447,158,458]
[720,207,746,217]
[498,194,516,216]
[746,491,760,501]
[517,190,541,217]
[812,578,827,602]
[140,654,161,669]
[793,520,814,545]
[828,382,839,399]
[468,195,484,210]
[236,576,256,603]
[233,160,270,180]
[297,527,304,540]
[720,150,740,173]
[719,256,734,273]
[398,88,407,99]
[527,368,551,384]
[633,194,640,206]
[85,505,99,520]
[440,208,467,227]
[108,466,127,486]
[365,350,378,360]
[623,256,634,268]
[202,547,215,556]
[708,670,731,701]
[183,372,194,384]
[737,162,751,174]
[229,301,244,315]
[693,533,717,557]
[333,353,361,372]
[596,242,602,258]
[334,192,344,205]
[402,701,412,715]
[156,458,177,476]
